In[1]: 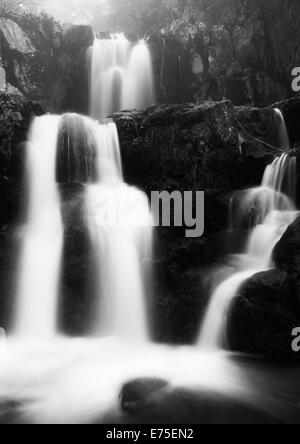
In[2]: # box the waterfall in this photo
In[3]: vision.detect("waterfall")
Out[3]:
[12,113,152,342]
[198,154,298,350]
[274,108,290,150]
[13,116,64,339]
[122,40,155,111]
[89,35,155,120]
[262,153,297,205]
[231,154,297,229]
[85,120,152,341]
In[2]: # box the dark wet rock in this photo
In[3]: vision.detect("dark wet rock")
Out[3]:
[63,25,94,48]
[58,184,97,336]
[273,216,300,305]
[235,106,281,157]
[152,228,242,344]
[61,25,94,114]
[120,378,169,415]
[0,230,19,331]
[228,270,300,360]
[56,114,97,184]
[113,101,282,196]
[113,101,240,195]
[0,88,43,225]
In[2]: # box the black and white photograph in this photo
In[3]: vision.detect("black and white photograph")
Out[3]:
[0,0,300,427]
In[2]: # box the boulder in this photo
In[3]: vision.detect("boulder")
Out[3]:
[227,270,300,360]
[113,101,241,195]
[116,386,283,424]
[273,216,300,304]
[63,25,94,48]
[120,378,169,415]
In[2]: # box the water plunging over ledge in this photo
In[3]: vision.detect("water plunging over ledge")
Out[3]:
[13,116,64,339]
[85,120,152,341]
[274,108,290,150]
[89,35,155,120]
[12,114,152,342]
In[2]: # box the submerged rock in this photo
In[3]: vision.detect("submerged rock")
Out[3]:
[116,386,282,424]
[120,378,169,415]
[227,270,300,360]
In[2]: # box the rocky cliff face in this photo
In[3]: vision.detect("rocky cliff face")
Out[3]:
[0,14,93,113]
[147,0,300,107]
[2,1,300,113]
[0,86,43,225]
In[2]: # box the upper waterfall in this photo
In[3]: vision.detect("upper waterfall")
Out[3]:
[89,35,155,120]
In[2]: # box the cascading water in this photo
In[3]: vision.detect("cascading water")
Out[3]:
[85,120,152,341]
[89,35,155,120]
[13,116,64,339]
[1,39,299,424]
[199,153,298,350]
[12,112,152,342]
[122,40,155,111]
[263,153,297,205]
[231,153,297,229]
[274,108,290,150]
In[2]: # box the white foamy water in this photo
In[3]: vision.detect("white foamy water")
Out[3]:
[89,36,155,119]
[122,40,155,111]
[0,338,297,424]
[13,116,64,339]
